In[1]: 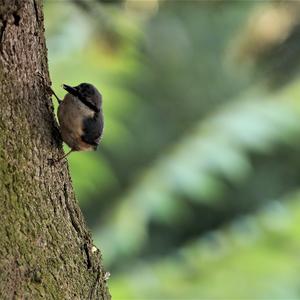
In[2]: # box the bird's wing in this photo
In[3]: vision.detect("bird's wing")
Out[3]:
[81,113,104,147]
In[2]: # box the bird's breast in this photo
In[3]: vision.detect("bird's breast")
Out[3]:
[58,94,95,151]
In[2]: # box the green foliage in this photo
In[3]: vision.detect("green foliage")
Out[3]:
[94,84,300,266]
[44,1,300,299]
[110,191,300,299]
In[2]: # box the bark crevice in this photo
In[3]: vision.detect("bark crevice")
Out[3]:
[32,0,39,23]
[12,12,20,26]
[0,17,7,45]
[63,182,83,236]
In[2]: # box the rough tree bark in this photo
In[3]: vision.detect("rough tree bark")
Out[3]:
[0,1,110,299]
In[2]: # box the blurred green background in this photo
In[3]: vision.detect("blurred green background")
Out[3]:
[45,1,300,299]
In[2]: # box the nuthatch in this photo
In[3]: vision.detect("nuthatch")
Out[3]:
[51,83,104,162]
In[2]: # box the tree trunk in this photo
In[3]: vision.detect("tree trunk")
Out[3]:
[0,1,110,299]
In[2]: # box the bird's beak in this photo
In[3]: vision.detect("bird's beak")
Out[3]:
[62,84,78,97]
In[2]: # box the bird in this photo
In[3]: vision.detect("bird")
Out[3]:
[51,83,104,163]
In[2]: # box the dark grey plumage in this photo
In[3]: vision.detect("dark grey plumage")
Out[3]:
[81,113,104,148]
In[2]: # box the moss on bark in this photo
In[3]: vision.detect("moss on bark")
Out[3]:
[0,1,110,299]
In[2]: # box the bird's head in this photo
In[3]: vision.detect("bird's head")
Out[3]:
[63,83,102,112]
